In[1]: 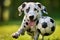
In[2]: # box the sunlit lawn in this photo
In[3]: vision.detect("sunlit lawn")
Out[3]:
[0,20,60,40]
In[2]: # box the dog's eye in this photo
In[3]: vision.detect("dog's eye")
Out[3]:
[34,8,39,12]
[26,7,30,13]
[34,8,37,11]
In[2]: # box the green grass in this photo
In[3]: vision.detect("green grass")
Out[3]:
[0,25,32,40]
[0,20,60,40]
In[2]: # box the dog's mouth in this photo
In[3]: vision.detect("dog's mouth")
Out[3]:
[28,20,35,26]
[28,18,37,27]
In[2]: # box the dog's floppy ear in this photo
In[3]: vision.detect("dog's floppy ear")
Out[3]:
[18,2,27,16]
[36,2,48,14]
[41,6,48,14]
[36,2,41,8]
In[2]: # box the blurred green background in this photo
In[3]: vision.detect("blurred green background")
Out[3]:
[0,0,60,40]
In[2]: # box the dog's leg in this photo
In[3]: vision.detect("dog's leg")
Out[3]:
[12,27,25,39]
[34,30,40,40]
[12,23,26,39]
[34,32,39,40]
[41,35,44,40]
[12,16,26,39]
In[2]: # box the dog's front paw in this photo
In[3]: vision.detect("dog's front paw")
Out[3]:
[12,33,19,39]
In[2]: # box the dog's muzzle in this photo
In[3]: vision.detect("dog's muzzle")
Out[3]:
[28,17,37,27]
[29,15,34,21]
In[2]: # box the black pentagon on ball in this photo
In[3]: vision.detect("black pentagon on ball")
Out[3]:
[44,33,50,36]
[51,26,55,31]
[50,19,54,23]
[42,22,47,28]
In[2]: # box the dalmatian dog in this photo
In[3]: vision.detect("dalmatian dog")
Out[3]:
[12,2,48,40]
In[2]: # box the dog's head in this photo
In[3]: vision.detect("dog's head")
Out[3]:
[18,2,48,21]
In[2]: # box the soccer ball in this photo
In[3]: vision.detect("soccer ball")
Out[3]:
[37,16,55,36]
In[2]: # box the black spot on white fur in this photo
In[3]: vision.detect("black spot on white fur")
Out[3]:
[12,33,18,39]
[24,25,26,27]
[51,26,55,31]
[22,4,26,9]
[26,22,28,25]
[42,22,47,28]
[50,19,54,23]
[42,16,47,19]
[24,19,25,21]
[37,10,39,12]
[34,8,39,12]
[34,8,37,11]
[26,7,30,13]
[38,4,41,8]
[27,28,31,32]
[36,20,39,25]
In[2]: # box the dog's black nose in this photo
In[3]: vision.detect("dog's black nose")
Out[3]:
[29,15,34,20]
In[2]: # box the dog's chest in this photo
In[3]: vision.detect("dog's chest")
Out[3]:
[26,26,36,36]
[24,20,36,28]
[25,21,37,36]
[24,19,39,36]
